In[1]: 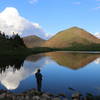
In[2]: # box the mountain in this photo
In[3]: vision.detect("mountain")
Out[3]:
[23,35,46,48]
[43,27,100,48]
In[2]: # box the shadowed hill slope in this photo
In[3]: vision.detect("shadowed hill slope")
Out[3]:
[23,35,46,48]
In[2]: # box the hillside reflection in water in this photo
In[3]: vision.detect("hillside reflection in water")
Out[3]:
[0,52,100,96]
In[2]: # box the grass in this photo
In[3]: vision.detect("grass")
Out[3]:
[63,43,100,51]
[1,43,100,56]
[28,43,100,52]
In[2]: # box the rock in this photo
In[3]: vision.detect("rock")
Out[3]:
[12,95,16,100]
[42,93,51,99]
[48,93,54,97]
[6,93,12,98]
[19,98,23,100]
[16,96,21,100]
[63,98,68,100]
[20,96,25,100]
[52,97,61,100]
[72,92,81,100]
[0,93,6,99]
[34,90,42,96]
[25,95,30,100]
[40,98,48,100]
[58,94,66,97]
[32,96,40,100]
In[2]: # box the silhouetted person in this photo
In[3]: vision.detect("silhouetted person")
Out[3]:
[35,69,43,92]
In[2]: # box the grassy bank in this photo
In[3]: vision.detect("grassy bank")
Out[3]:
[30,43,100,54]
[1,43,100,56]
[63,43,100,51]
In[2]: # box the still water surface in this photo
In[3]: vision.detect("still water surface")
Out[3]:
[0,51,100,96]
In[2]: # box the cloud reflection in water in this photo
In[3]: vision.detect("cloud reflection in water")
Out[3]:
[0,56,50,90]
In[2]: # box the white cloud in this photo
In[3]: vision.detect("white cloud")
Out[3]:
[95,58,100,64]
[93,6,100,10]
[96,0,100,1]
[94,32,100,39]
[72,2,81,5]
[44,33,54,40]
[0,7,47,39]
[29,0,38,4]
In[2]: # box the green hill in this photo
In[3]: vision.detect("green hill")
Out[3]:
[43,27,100,48]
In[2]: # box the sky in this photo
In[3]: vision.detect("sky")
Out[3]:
[0,0,100,39]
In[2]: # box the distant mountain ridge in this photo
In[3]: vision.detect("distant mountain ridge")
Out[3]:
[23,27,100,49]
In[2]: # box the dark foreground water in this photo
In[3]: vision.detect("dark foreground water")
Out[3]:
[0,51,100,97]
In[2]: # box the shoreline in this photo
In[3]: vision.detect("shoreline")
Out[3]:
[0,89,68,100]
[0,89,98,100]
[54,51,100,54]
[1,47,100,56]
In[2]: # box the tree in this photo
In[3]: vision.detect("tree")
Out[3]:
[13,34,26,48]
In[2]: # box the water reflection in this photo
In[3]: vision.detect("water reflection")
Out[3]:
[95,58,100,64]
[0,55,25,90]
[45,52,100,69]
[0,56,25,73]
[0,52,100,94]
[0,54,48,90]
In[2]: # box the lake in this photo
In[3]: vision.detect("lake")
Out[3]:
[0,51,100,97]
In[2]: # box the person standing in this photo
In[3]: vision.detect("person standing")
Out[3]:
[35,69,43,92]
